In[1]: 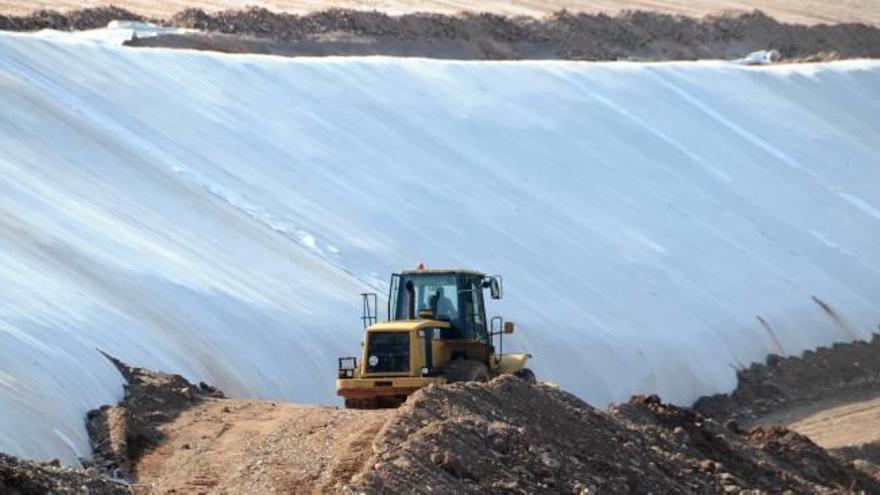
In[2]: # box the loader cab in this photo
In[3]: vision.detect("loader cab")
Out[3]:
[388,269,500,343]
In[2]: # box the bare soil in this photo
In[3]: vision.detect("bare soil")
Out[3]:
[754,390,880,449]
[90,357,880,493]
[5,341,880,493]
[86,353,225,480]
[348,377,879,493]
[694,333,880,484]
[694,333,880,424]
[1,1,877,27]
[2,7,879,61]
[134,400,386,494]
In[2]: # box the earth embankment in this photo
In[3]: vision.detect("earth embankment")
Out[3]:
[2,7,879,61]
[88,357,880,493]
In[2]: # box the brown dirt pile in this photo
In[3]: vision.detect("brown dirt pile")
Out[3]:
[3,7,880,61]
[86,353,224,480]
[1,1,876,26]
[694,333,880,424]
[0,7,148,31]
[86,354,387,494]
[0,452,129,495]
[348,375,878,493]
[693,334,880,485]
[3,352,878,493]
[132,9,880,61]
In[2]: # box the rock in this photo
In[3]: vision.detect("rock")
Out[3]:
[698,459,717,473]
[492,479,519,490]
[672,426,687,440]
[718,472,742,485]
[540,451,561,469]
[436,452,471,479]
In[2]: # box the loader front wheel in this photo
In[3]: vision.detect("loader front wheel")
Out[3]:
[444,359,490,383]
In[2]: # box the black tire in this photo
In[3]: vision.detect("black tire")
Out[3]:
[345,397,405,409]
[444,359,490,383]
[515,368,537,384]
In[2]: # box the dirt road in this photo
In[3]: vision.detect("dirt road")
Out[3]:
[755,390,880,450]
[133,399,387,494]
[1,0,878,26]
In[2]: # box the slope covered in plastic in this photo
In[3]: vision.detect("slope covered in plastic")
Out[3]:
[1,29,879,464]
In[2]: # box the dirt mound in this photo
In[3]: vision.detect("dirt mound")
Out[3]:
[0,453,129,495]
[694,333,880,423]
[3,355,877,493]
[149,8,880,61]
[81,354,387,494]
[86,353,223,480]
[0,7,147,31]
[3,7,880,61]
[348,375,878,493]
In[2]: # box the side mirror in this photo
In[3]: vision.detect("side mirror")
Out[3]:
[503,321,515,334]
[489,276,503,300]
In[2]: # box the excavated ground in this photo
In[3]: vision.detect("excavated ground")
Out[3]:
[347,377,878,494]
[2,7,879,61]
[5,336,880,493]
[12,347,879,494]
[694,332,880,481]
[694,333,880,424]
[132,400,386,493]
[1,1,876,26]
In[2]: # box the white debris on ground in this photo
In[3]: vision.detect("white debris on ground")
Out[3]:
[734,49,782,65]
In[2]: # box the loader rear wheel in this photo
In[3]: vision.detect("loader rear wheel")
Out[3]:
[516,368,537,384]
[444,359,490,383]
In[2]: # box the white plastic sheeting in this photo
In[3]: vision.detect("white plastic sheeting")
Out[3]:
[1,28,879,464]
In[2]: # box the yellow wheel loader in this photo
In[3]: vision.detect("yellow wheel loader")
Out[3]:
[336,267,534,409]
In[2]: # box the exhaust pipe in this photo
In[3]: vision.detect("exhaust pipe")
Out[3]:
[406,280,415,319]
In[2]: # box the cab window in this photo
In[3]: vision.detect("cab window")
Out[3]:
[393,274,460,322]
[391,273,488,341]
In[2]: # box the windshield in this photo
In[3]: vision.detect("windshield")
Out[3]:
[393,274,459,321]
[390,273,488,342]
